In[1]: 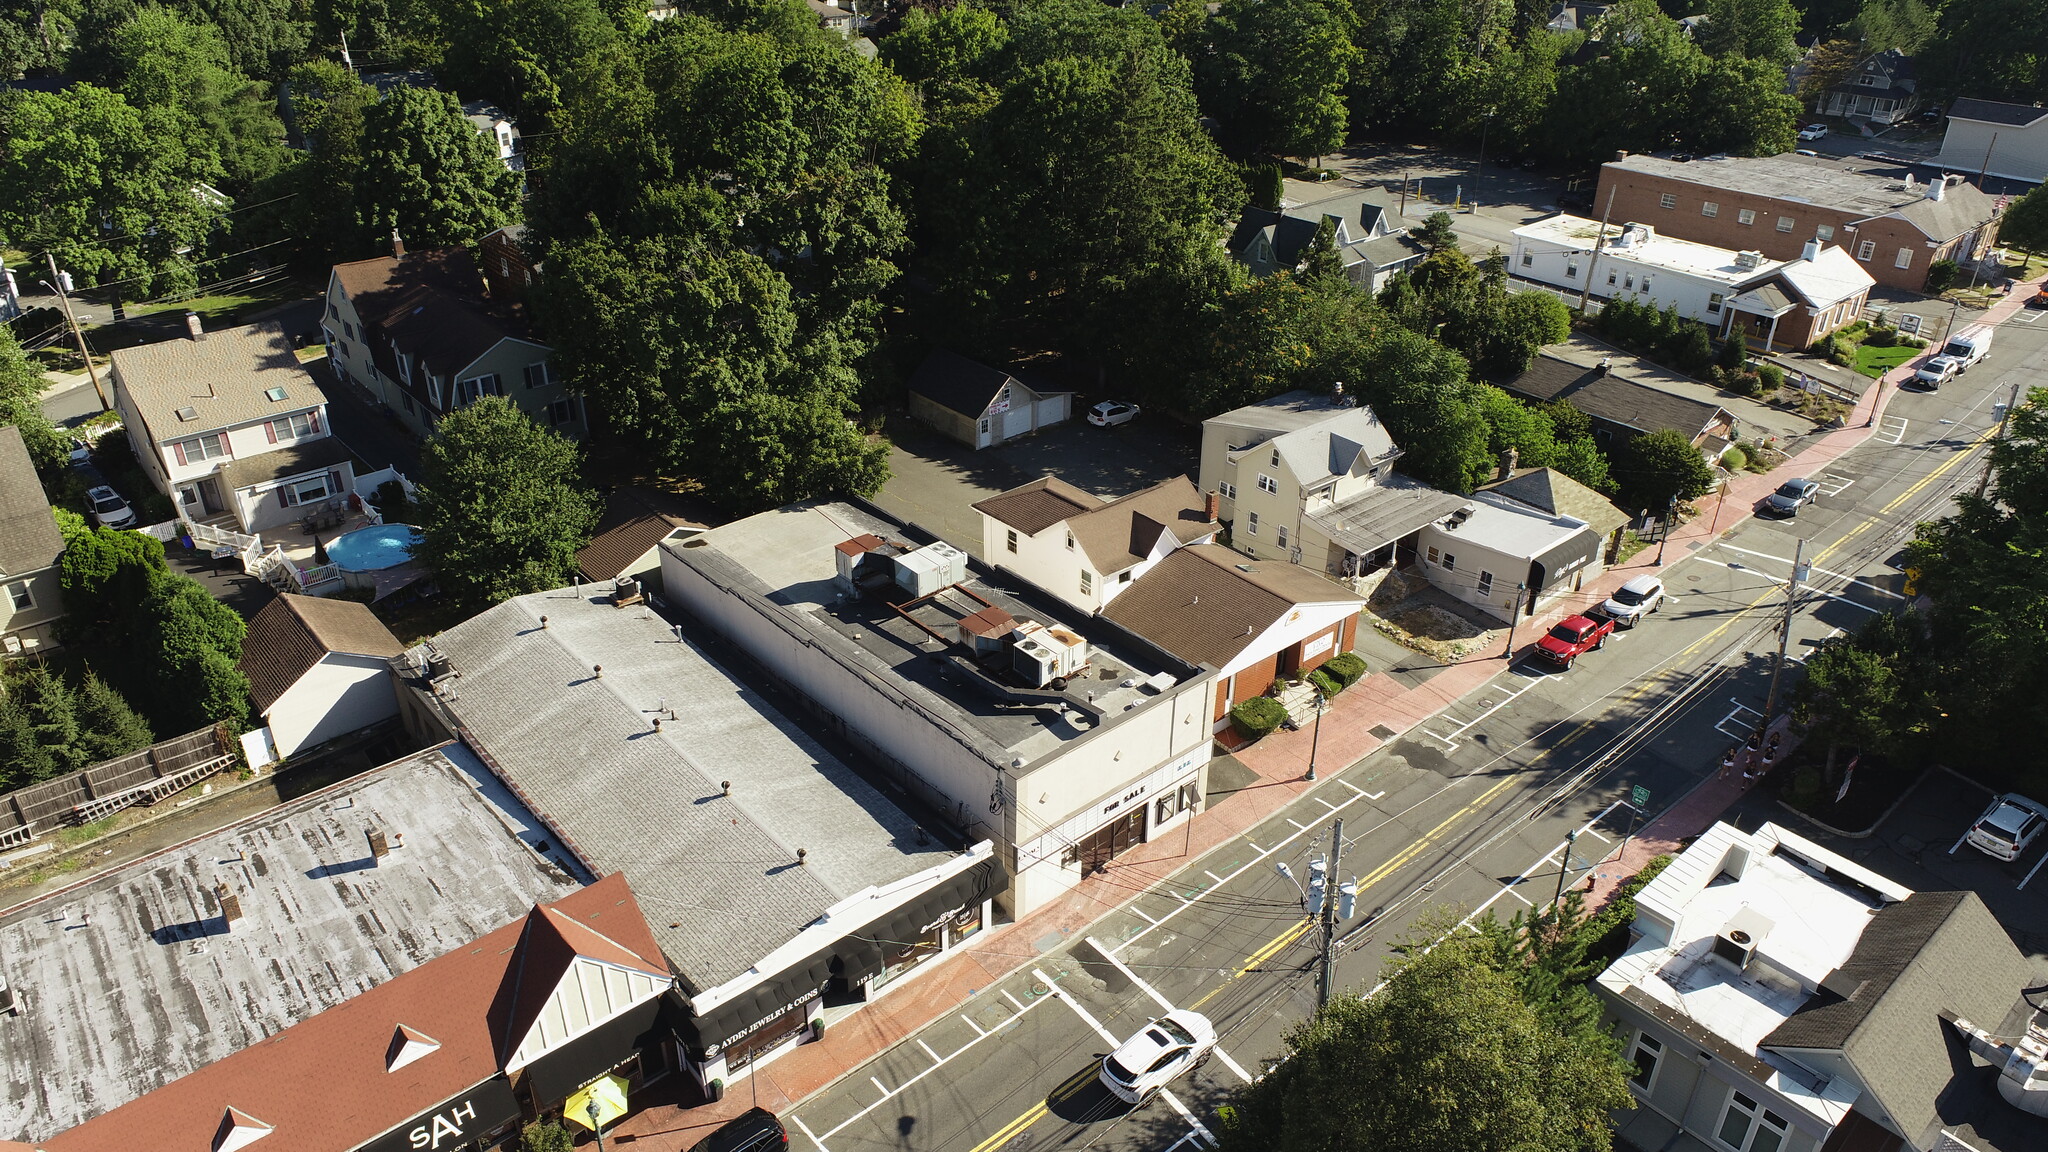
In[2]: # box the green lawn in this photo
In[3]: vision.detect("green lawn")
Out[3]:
[122,285,291,324]
[1854,342,1920,378]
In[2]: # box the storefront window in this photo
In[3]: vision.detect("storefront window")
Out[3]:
[724,1005,812,1073]
[871,922,944,993]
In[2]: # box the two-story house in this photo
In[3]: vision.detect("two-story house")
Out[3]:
[1199,389,1469,582]
[1598,820,2048,1152]
[1229,190,1428,293]
[1821,49,1920,125]
[323,239,581,441]
[973,476,1219,613]
[0,426,67,653]
[109,317,355,534]
[1937,98,2048,186]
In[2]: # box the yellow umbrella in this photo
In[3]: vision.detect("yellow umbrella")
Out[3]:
[564,1075,631,1132]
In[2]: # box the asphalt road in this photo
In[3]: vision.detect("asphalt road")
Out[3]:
[779,313,2048,1152]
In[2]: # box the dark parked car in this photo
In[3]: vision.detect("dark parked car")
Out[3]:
[1761,478,1820,517]
[687,1108,787,1152]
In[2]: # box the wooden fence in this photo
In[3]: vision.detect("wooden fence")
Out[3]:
[0,726,237,850]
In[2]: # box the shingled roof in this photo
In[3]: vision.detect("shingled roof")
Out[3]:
[1065,477,1215,574]
[0,426,63,580]
[1478,468,1629,537]
[109,322,326,447]
[1497,354,1728,441]
[1101,544,1362,668]
[239,593,405,712]
[973,475,1104,536]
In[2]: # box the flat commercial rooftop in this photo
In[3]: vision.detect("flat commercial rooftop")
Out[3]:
[413,588,960,993]
[1515,214,1782,285]
[670,501,1195,767]
[0,746,581,1143]
[1609,152,1957,219]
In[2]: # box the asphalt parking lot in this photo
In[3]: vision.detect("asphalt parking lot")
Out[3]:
[1730,767,2048,957]
[871,413,1202,557]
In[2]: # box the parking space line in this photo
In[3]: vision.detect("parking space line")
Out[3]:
[962,1015,985,1036]
[2020,850,2048,891]
[1875,415,1909,445]
[870,1076,890,1097]
[1287,818,1310,830]
[805,980,1061,1145]
[790,1114,828,1152]
[1131,906,1160,925]
[1204,870,1225,883]
[1949,830,1972,855]
[1315,797,1340,811]
[1417,680,1533,752]
[1088,938,1254,1083]
[1711,543,1906,599]
[917,1039,941,1061]
[1501,885,1534,905]
[1158,1090,1217,1147]
[1815,474,1856,496]
[1717,700,1764,740]
[1003,990,1028,1011]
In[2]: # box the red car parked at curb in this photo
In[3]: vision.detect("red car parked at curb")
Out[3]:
[1535,614,1614,668]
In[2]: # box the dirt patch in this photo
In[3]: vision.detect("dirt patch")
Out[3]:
[1367,569,1505,662]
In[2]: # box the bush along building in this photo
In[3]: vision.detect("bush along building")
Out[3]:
[393,587,998,1098]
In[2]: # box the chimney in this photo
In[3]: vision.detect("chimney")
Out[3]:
[1204,490,1220,521]
[1614,150,1629,162]
[391,229,406,258]
[1499,446,1519,481]
[1926,176,1945,202]
[1801,238,1822,262]
[184,311,204,341]
[1597,356,1612,376]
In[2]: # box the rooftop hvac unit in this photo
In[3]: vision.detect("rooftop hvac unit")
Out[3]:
[1711,905,1774,971]
[894,541,969,598]
[1011,620,1088,687]
[1734,250,1765,270]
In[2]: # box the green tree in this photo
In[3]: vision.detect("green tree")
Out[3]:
[14,665,85,779]
[436,0,624,124]
[0,83,226,297]
[1415,210,1459,254]
[1695,0,1801,68]
[1691,54,1800,158]
[0,325,66,470]
[1845,0,1937,54]
[1915,0,2048,106]
[1215,931,1631,1152]
[1999,184,2048,254]
[353,84,521,255]
[1198,0,1361,158]
[415,396,601,606]
[880,4,1007,90]
[252,60,378,261]
[97,6,289,188]
[170,0,314,78]
[76,672,154,763]
[148,576,251,731]
[1793,612,1925,782]
[1616,427,1715,511]
[1485,288,1572,375]
[0,0,78,78]
[59,524,167,638]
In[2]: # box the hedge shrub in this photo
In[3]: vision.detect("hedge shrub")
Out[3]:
[1322,651,1367,688]
[1757,361,1785,391]
[1230,696,1287,741]
[1308,668,1341,699]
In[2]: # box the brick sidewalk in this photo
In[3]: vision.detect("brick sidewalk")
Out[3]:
[609,278,2048,1149]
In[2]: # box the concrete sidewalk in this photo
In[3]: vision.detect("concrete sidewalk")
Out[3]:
[608,273,2048,1150]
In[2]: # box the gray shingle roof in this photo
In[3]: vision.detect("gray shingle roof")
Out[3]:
[1064,476,1214,573]
[1101,545,1361,668]
[1498,354,1729,440]
[1763,891,2041,1149]
[218,436,355,491]
[0,426,62,579]
[416,590,957,992]
[972,475,1103,536]
[109,322,327,447]
[1478,468,1628,536]
[907,349,1067,419]
[1947,98,2048,127]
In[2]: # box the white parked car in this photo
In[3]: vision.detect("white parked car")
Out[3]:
[1099,1010,1216,1103]
[1088,401,1140,427]
[1797,124,1829,141]
[1597,574,1665,628]
[1913,355,1962,390]
[85,485,137,529]
[1965,794,2048,861]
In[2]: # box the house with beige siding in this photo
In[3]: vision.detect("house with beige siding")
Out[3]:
[109,318,355,534]
[973,475,1218,613]
[0,426,66,653]
[323,240,580,440]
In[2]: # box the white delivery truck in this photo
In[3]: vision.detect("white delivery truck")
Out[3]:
[1914,323,1994,389]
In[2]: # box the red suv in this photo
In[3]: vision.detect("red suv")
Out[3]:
[1535,614,1613,668]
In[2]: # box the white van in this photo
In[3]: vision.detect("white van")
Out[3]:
[1938,324,1994,371]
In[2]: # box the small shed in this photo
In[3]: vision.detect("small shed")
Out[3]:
[906,349,1072,449]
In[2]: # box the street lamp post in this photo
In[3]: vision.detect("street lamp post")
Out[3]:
[1654,495,1678,565]
[1474,108,1495,210]
[1304,687,1325,782]
[588,1100,606,1152]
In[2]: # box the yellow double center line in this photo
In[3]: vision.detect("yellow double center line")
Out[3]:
[967,1067,1099,1152]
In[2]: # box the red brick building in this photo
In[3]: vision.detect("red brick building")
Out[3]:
[1593,153,1998,293]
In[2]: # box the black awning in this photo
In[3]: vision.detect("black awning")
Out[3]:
[1531,527,1602,592]
[672,858,998,1055]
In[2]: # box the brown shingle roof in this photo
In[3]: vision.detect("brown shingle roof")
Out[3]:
[333,250,541,410]
[217,436,356,492]
[972,476,1102,536]
[44,874,666,1152]
[239,593,405,713]
[577,514,687,581]
[1066,477,1216,573]
[1101,545,1362,668]
[109,322,327,448]
[0,426,63,579]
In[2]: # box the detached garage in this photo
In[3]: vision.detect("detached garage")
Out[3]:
[906,349,1072,449]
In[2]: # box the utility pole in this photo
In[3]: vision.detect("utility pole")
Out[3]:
[1762,537,1804,719]
[1398,171,1411,219]
[45,253,108,411]
[1976,380,2024,499]
[1502,583,1527,659]
[1977,131,1999,189]
[1577,185,1620,313]
[1317,818,1344,1008]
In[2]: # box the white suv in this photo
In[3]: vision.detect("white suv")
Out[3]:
[1597,575,1664,628]
[1965,793,2048,861]
[1099,1010,1215,1102]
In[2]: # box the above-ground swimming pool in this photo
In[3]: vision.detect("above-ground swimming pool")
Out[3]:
[326,524,422,572]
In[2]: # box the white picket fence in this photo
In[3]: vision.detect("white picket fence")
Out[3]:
[355,467,418,526]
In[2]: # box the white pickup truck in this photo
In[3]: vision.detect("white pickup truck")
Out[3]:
[1914,323,1994,388]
